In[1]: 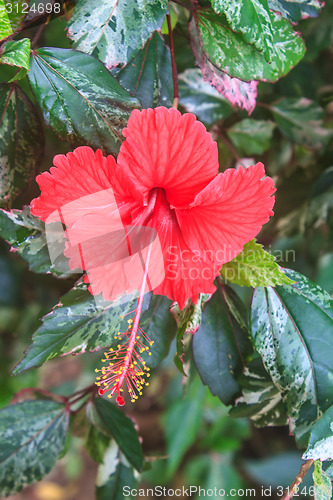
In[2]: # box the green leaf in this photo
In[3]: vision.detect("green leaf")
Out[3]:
[312,460,332,500]
[67,0,168,68]
[162,380,205,478]
[0,1,12,41]
[268,0,323,23]
[116,32,173,109]
[87,398,144,472]
[227,119,276,156]
[28,48,140,155]
[0,38,30,82]
[85,424,111,464]
[0,400,70,496]
[0,86,44,207]
[191,8,305,83]
[0,207,66,274]
[171,293,211,376]
[178,68,233,125]
[139,295,177,369]
[251,269,333,446]
[14,281,142,374]
[161,3,178,34]
[96,442,138,500]
[271,98,333,150]
[221,240,295,287]
[229,355,289,427]
[210,0,282,63]
[193,285,253,405]
[303,405,333,461]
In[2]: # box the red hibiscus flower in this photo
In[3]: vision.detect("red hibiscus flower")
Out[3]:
[31,106,275,405]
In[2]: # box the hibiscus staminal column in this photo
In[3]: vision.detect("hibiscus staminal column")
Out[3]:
[95,242,154,406]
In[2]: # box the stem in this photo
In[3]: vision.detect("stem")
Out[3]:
[11,387,67,405]
[257,101,272,111]
[68,384,96,405]
[218,131,241,163]
[167,14,179,109]
[31,14,51,48]
[281,460,314,500]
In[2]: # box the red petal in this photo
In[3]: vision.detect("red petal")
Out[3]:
[31,147,115,222]
[176,163,276,266]
[116,107,219,207]
[148,190,217,309]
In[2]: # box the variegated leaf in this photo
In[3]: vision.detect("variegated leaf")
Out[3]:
[68,0,168,68]
[189,20,258,113]
[251,269,333,446]
[0,400,69,496]
[191,8,305,83]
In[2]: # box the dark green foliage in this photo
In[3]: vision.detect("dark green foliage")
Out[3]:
[193,284,253,405]
[87,398,144,472]
[116,32,173,109]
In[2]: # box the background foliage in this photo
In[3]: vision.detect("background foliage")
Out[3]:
[0,0,332,499]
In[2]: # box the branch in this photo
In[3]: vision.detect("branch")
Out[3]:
[211,126,241,163]
[11,387,67,405]
[170,0,191,8]
[167,14,179,109]
[281,460,314,500]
